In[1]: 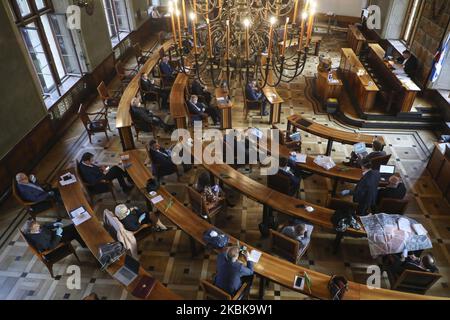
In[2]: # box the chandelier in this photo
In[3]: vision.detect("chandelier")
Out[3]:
[167,0,317,88]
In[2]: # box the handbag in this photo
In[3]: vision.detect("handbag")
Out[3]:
[98,242,126,271]
[202,228,229,249]
[328,275,348,300]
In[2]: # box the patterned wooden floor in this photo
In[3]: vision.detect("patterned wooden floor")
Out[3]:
[0,32,449,300]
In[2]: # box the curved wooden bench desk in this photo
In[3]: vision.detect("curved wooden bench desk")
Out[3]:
[116,40,174,151]
[170,74,190,129]
[261,55,284,124]
[123,150,445,300]
[287,114,386,156]
[58,168,181,300]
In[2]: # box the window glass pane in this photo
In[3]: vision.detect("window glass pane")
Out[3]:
[35,0,46,10]
[103,0,118,38]
[21,23,56,93]
[114,0,130,32]
[15,0,31,17]
[41,14,66,80]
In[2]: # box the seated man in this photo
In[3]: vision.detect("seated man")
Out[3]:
[281,219,314,256]
[214,246,254,298]
[344,140,386,168]
[148,6,162,18]
[278,157,301,196]
[191,79,212,106]
[130,97,174,133]
[395,50,418,78]
[377,175,407,204]
[140,73,170,109]
[245,80,268,116]
[384,253,439,278]
[148,140,179,179]
[159,56,177,84]
[187,95,220,126]
[23,219,86,252]
[15,173,61,208]
[341,158,380,216]
[114,204,167,232]
[78,152,133,193]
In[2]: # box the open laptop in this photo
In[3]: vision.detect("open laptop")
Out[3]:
[113,255,140,286]
[353,142,368,158]
[379,165,395,180]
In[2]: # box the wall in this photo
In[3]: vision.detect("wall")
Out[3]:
[383,0,409,39]
[368,0,393,37]
[410,0,450,85]
[129,0,151,29]
[0,2,47,160]
[317,0,368,17]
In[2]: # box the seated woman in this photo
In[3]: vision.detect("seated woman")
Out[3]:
[114,204,167,232]
[195,171,226,215]
[281,219,314,256]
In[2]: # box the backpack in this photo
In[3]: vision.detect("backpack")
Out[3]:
[98,242,126,271]
[328,275,348,300]
[202,228,229,249]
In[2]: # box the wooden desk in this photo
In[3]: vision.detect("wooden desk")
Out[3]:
[215,87,233,130]
[170,76,189,129]
[123,150,445,300]
[287,114,385,156]
[316,69,343,105]
[427,142,450,203]
[347,25,366,56]
[367,43,420,113]
[116,41,174,151]
[58,168,180,300]
[339,48,379,112]
[261,55,284,124]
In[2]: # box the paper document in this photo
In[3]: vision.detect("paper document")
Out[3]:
[294,153,307,163]
[217,97,226,103]
[412,224,428,236]
[248,250,262,263]
[70,207,86,219]
[72,212,91,226]
[397,217,412,233]
[151,195,164,205]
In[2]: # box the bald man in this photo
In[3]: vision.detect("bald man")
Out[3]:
[377,175,406,204]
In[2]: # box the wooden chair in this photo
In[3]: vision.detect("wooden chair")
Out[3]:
[133,43,150,67]
[12,179,55,219]
[269,228,306,265]
[139,80,161,110]
[187,187,224,223]
[272,125,302,152]
[387,268,441,295]
[78,104,110,144]
[19,229,80,278]
[242,86,263,120]
[200,279,248,300]
[267,172,299,198]
[115,61,137,86]
[370,154,392,170]
[377,198,409,215]
[75,162,117,204]
[147,147,178,182]
[97,81,122,113]
[129,107,158,142]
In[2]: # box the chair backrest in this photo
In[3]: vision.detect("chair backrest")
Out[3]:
[19,229,44,260]
[12,178,33,206]
[133,43,142,58]
[378,198,409,215]
[115,61,126,80]
[159,47,165,59]
[392,269,441,294]
[78,104,91,130]
[200,280,233,300]
[371,154,392,170]
[269,229,300,264]
[187,187,205,216]
[97,81,109,100]
[267,172,293,196]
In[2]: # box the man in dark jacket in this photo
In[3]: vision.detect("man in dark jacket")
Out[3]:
[277,157,301,196]
[344,140,386,168]
[114,204,167,232]
[16,173,61,208]
[23,219,86,252]
[342,158,380,216]
[191,79,212,106]
[214,246,254,298]
[245,81,268,116]
[159,56,177,84]
[140,73,170,109]
[130,97,174,133]
[78,152,133,193]
[187,95,220,125]
[148,140,179,179]
[396,50,418,78]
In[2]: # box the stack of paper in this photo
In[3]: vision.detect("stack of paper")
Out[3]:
[397,217,412,233]
[151,195,164,205]
[248,250,262,263]
[412,224,428,236]
[293,153,307,163]
[59,173,77,186]
[70,207,91,226]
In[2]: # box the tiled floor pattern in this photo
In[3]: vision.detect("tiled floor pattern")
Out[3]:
[0,32,449,300]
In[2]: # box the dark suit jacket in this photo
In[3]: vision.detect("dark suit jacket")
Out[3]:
[17,183,49,203]
[159,62,174,77]
[403,55,418,78]
[140,78,157,93]
[214,252,254,295]
[130,106,153,131]
[353,169,380,216]
[78,163,105,185]
[245,84,262,108]
[120,208,147,232]
[27,224,61,252]
[377,183,407,203]
[278,168,300,195]
[149,148,177,177]
[366,151,386,161]
[187,100,206,115]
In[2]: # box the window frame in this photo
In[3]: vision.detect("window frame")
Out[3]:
[102,0,132,45]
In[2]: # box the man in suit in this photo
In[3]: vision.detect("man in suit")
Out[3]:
[377,175,407,204]
[245,81,268,116]
[159,56,177,84]
[344,140,386,167]
[78,152,133,193]
[341,158,380,216]
[148,140,179,179]
[187,95,220,125]
[396,50,418,78]
[281,219,314,256]
[130,97,174,133]
[214,246,254,298]
[114,204,167,232]
[16,173,61,208]
[191,79,212,106]
[140,73,170,109]
[384,253,439,278]
[277,157,301,196]
[23,219,86,252]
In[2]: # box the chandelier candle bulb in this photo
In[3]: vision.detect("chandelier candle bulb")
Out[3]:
[176,9,183,48]
[206,18,213,58]
[293,0,299,24]
[268,18,275,59]
[244,19,250,61]
[282,17,289,57]
[169,3,177,45]
[190,13,197,55]
[306,2,316,46]
[193,0,197,14]
[181,0,187,30]
[299,11,307,51]
[226,20,230,61]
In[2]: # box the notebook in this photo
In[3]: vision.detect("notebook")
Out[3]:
[113,255,140,286]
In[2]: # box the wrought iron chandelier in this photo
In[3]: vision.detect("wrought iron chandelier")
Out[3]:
[168,0,317,88]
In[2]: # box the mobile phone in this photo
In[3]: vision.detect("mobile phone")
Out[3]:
[296,204,306,209]
[294,276,305,290]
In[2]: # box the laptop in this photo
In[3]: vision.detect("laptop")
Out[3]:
[353,142,368,158]
[379,165,395,180]
[113,255,140,286]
